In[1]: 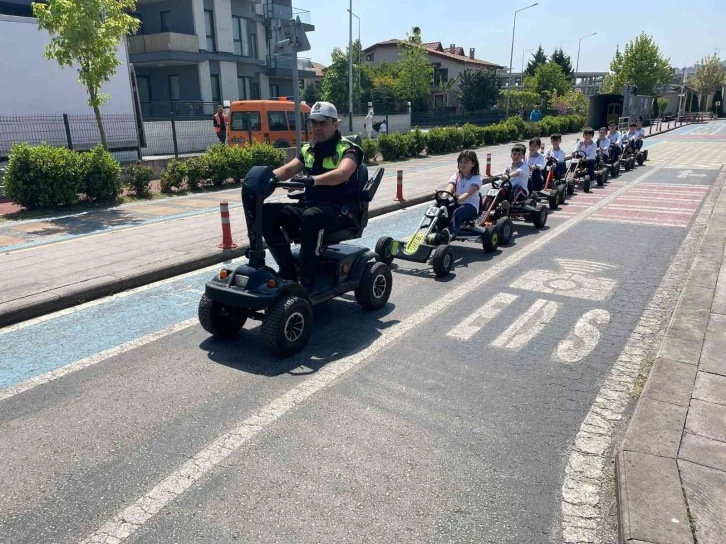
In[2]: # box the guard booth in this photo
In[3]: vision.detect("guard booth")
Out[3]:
[588,94,624,129]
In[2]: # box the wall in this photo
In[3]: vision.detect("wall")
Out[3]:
[0,15,136,116]
[135,0,195,35]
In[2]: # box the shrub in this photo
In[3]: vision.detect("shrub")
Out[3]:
[4,143,83,209]
[80,144,122,202]
[205,143,232,186]
[361,138,379,162]
[377,133,408,161]
[460,124,477,149]
[524,122,542,139]
[505,116,526,139]
[444,126,463,152]
[160,159,187,193]
[480,126,496,145]
[185,156,208,190]
[227,145,252,183]
[406,127,427,157]
[425,127,449,155]
[245,142,285,172]
[123,162,154,197]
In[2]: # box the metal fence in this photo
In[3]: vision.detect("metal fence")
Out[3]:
[411,108,558,128]
[0,114,141,163]
[140,101,218,121]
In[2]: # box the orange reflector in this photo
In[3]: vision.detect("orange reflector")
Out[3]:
[219,269,229,279]
[342,264,350,274]
[267,279,277,288]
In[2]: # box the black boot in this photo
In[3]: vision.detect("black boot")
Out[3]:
[266,243,297,280]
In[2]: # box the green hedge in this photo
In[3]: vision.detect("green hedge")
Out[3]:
[373,114,587,161]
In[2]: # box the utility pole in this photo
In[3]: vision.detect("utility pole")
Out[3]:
[505,3,538,118]
[348,0,353,132]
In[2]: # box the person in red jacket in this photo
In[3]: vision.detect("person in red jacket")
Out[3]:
[213,105,228,144]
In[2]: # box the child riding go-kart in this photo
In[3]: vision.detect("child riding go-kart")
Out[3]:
[198,160,391,356]
[537,155,569,209]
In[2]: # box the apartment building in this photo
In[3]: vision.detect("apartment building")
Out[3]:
[501,71,606,97]
[127,0,315,118]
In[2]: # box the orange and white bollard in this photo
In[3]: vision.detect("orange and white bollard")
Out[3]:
[394,170,406,202]
[218,202,238,249]
[667,120,671,129]
[486,153,492,177]
[648,123,652,135]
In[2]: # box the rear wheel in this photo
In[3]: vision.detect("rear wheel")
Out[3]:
[482,225,500,253]
[611,164,619,178]
[567,182,574,196]
[497,218,514,245]
[548,192,559,210]
[355,261,392,310]
[532,204,548,228]
[624,160,631,172]
[558,185,568,203]
[596,172,604,186]
[431,245,455,277]
[637,153,645,166]
[198,294,246,337]
[261,295,313,356]
[584,178,591,193]
[375,236,395,266]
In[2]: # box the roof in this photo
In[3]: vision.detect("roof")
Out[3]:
[362,39,504,70]
[311,62,325,78]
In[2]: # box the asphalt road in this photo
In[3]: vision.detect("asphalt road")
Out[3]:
[2,122,725,544]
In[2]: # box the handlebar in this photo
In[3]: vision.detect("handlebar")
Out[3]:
[277,181,306,190]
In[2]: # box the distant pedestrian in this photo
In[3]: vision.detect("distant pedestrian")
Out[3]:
[529,105,542,122]
[519,106,526,120]
[379,119,388,135]
[213,105,228,144]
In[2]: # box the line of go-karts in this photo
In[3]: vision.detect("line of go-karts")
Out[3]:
[374,141,649,279]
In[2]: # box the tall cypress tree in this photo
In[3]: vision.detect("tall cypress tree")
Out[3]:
[525,45,548,77]
[551,47,573,78]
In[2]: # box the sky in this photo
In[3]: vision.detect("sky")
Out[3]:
[299,0,722,73]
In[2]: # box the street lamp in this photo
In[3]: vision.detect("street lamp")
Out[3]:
[521,47,535,80]
[348,0,353,131]
[506,3,539,118]
[574,32,597,86]
[347,9,361,111]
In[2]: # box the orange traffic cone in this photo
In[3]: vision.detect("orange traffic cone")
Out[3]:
[218,202,238,249]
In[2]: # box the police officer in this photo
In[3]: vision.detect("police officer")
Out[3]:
[263,101,363,289]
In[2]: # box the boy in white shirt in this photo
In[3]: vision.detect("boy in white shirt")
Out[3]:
[635,119,646,150]
[607,121,622,162]
[573,127,598,182]
[525,137,546,191]
[547,133,567,179]
[596,127,611,158]
[500,144,528,203]
[622,122,639,154]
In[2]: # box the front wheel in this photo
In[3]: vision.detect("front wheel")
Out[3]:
[637,153,645,166]
[567,182,574,196]
[198,294,246,337]
[624,160,631,172]
[431,244,454,277]
[549,192,559,210]
[355,261,392,310]
[532,204,548,228]
[497,218,514,245]
[584,178,591,193]
[375,236,395,266]
[596,172,604,187]
[482,225,500,253]
[261,295,314,356]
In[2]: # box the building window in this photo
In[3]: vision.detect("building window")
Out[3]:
[366,53,374,62]
[249,33,258,59]
[136,76,151,102]
[433,68,448,86]
[233,17,251,57]
[434,94,445,109]
[238,76,252,100]
[267,111,288,131]
[131,12,143,35]
[204,10,216,52]
[269,84,280,98]
[251,82,260,100]
[160,11,171,32]
[211,74,221,104]
[168,75,180,101]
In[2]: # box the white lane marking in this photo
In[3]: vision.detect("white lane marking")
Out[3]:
[511,271,617,301]
[556,259,617,275]
[79,160,671,544]
[446,293,518,341]
[491,299,559,350]
[589,217,689,228]
[640,182,710,189]
[678,170,708,178]
[609,195,704,203]
[561,165,724,544]
[604,206,695,215]
[710,123,726,135]
[554,310,611,364]
[0,319,198,402]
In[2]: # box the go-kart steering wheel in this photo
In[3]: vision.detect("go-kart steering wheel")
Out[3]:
[435,190,457,201]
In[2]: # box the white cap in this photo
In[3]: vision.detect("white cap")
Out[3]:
[310,101,338,121]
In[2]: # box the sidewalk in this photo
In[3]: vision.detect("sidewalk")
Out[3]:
[616,168,726,544]
[0,125,686,327]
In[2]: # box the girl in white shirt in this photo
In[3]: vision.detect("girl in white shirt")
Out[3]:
[573,127,597,181]
[525,137,546,191]
[443,150,482,238]
[607,121,622,162]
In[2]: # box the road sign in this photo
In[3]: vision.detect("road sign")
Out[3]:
[716,101,722,107]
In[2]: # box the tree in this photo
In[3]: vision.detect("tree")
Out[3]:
[320,40,371,111]
[370,62,400,105]
[499,89,540,111]
[302,82,319,105]
[440,76,458,107]
[655,97,669,117]
[456,69,499,111]
[525,45,548,77]
[395,27,434,111]
[551,47,573,78]
[601,33,672,97]
[33,0,140,149]
[524,62,571,105]
[690,53,726,112]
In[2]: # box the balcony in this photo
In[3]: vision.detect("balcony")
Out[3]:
[263,1,312,25]
[266,55,314,76]
[127,33,198,55]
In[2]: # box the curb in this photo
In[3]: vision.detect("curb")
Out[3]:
[0,122,695,328]
[614,165,726,544]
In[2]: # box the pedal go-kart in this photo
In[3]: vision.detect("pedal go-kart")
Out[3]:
[198,162,391,356]
[536,156,568,210]
[564,151,594,194]
[619,142,638,172]
[606,147,621,179]
[375,189,504,278]
[594,147,611,186]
